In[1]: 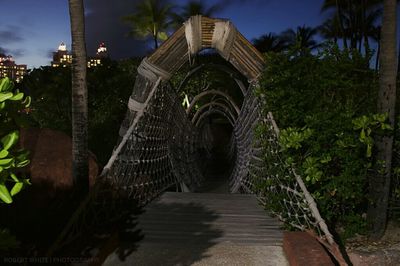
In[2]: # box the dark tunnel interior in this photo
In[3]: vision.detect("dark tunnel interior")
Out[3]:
[196,114,235,193]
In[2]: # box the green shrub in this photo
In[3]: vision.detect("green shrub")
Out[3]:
[0,78,31,204]
[22,59,139,165]
[257,44,383,239]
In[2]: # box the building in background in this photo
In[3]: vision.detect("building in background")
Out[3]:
[0,54,27,83]
[51,42,109,68]
[87,42,109,68]
[51,42,72,67]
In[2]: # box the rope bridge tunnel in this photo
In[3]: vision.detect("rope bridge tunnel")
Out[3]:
[49,16,347,264]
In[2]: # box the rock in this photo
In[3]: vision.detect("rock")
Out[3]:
[348,248,400,266]
[19,128,99,196]
[348,250,386,266]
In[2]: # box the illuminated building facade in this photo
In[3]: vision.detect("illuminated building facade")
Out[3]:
[51,42,109,68]
[87,42,109,68]
[51,42,72,67]
[0,54,27,83]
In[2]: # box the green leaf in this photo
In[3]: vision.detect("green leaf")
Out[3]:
[320,155,332,164]
[0,92,13,102]
[157,31,168,41]
[366,144,372,158]
[9,93,24,101]
[0,150,8,159]
[16,159,29,168]
[0,78,11,92]
[359,129,366,142]
[1,131,19,151]
[10,182,23,196]
[10,173,18,182]
[0,184,12,204]
[381,123,392,130]
[22,96,31,107]
[0,158,14,166]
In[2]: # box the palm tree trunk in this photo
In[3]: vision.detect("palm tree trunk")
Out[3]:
[154,36,159,49]
[336,0,348,48]
[69,0,89,193]
[375,41,380,70]
[368,0,397,240]
[347,0,357,49]
[362,0,369,55]
[397,41,400,73]
[364,35,370,56]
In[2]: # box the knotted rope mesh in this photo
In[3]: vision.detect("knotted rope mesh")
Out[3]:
[229,83,335,246]
[105,82,203,205]
[229,84,262,193]
[48,15,345,261]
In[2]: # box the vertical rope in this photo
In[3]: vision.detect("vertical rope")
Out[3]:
[100,77,162,177]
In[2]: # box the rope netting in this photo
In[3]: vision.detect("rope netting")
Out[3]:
[105,82,203,205]
[229,84,324,237]
[229,84,346,264]
[46,16,350,263]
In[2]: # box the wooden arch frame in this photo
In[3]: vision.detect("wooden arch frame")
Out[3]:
[121,15,264,136]
[192,101,238,125]
[186,89,241,115]
[148,15,264,82]
[176,63,248,96]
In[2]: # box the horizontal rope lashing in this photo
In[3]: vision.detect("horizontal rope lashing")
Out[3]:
[212,21,236,60]
[137,57,172,82]
[184,15,202,56]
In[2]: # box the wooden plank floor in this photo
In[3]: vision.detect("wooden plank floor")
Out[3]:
[102,192,287,265]
[138,192,283,246]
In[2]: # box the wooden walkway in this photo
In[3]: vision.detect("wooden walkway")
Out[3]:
[103,192,287,265]
[140,192,283,245]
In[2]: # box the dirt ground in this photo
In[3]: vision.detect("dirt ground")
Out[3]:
[346,221,400,265]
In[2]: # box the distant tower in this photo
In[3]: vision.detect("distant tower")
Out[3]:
[58,42,67,52]
[0,54,27,83]
[88,42,109,68]
[96,42,108,58]
[51,42,72,67]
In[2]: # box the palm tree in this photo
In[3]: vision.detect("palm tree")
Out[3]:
[321,0,350,48]
[252,33,286,53]
[368,0,398,240]
[170,0,223,28]
[321,0,383,51]
[319,17,341,44]
[68,0,88,192]
[370,25,381,69]
[281,25,319,52]
[364,9,382,57]
[123,0,173,49]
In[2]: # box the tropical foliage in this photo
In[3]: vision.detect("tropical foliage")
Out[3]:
[23,59,139,165]
[252,0,400,241]
[321,0,382,52]
[0,78,31,204]
[123,0,224,49]
[252,0,383,62]
[256,45,385,239]
[123,0,173,49]
[170,0,222,28]
[252,33,286,53]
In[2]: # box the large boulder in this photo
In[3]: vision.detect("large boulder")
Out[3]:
[19,128,99,195]
[0,128,100,248]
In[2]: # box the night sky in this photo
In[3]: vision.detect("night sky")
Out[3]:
[0,0,354,68]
